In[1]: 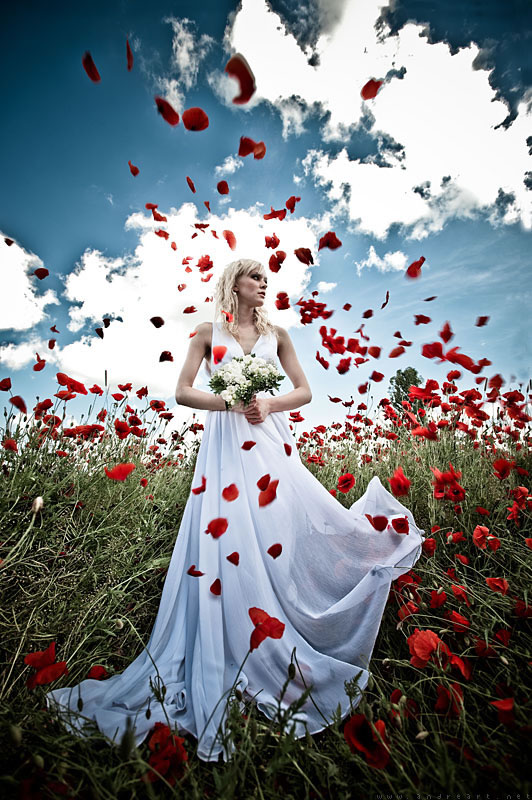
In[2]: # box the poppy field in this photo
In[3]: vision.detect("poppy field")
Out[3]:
[1,362,531,799]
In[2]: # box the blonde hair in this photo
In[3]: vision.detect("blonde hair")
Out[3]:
[213,258,276,337]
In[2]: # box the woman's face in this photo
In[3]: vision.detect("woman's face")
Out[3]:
[233,268,268,307]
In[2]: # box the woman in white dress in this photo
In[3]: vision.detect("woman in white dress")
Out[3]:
[46,258,425,763]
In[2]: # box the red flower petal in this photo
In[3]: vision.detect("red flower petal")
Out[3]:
[10,395,27,415]
[226,551,240,565]
[406,256,425,279]
[82,51,101,82]
[150,316,165,328]
[205,517,228,538]
[318,231,342,250]
[126,39,134,71]
[210,578,222,595]
[24,641,56,669]
[361,79,383,100]
[259,479,279,507]
[186,176,196,193]
[155,96,180,126]
[191,475,206,494]
[87,665,108,680]
[238,136,266,159]
[182,107,209,131]
[187,564,205,577]
[217,180,229,195]
[34,268,49,280]
[365,514,388,531]
[222,483,239,501]
[225,53,256,104]
[267,543,282,558]
[285,195,301,213]
[223,230,236,250]
[128,160,139,176]
[242,440,256,450]
[294,248,313,265]
[212,345,227,364]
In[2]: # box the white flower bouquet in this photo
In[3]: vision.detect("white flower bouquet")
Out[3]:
[209,354,285,410]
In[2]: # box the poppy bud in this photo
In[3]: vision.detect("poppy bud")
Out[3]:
[415,730,429,740]
[9,724,22,746]
[31,496,44,514]
[500,656,509,666]
[288,663,296,680]
[366,674,374,690]
[77,697,83,711]
[114,619,124,630]
[234,688,243,702]
[32,754,45,769]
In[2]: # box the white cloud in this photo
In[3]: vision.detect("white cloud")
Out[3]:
[0,237,60,332]
[214,155,244,177]
[152,18,215,113]
[316,280,337,293]
[353,245,408,276]
[219,0,532,239]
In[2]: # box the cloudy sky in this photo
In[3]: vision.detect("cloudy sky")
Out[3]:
[1,0,531,433]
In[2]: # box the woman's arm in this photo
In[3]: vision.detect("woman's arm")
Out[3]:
[175,323,226,411]
[268,326,312,412]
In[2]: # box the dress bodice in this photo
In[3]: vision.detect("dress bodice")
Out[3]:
[203,321,280,378]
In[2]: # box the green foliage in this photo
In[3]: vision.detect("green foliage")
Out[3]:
[388,367,424,413]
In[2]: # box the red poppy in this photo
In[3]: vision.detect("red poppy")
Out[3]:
[249,607,285,651]
[225,53,256,104]
[82,51,101,82]
[0,377,12,391]
[87,665,109,680]
[182,106,209,131]
[217,180,229,195]
[24,642,69,689]
[267,543,282,558]
[486,577,509,595]
[388,466,411,497]
[155,96,180,126]
[2,437,17,452]
[343,714,390,769]
[105,463,136,481]
[360,79,383,100]
[205,518,228,538]
[337,473,355,493]
[143,722,188,786]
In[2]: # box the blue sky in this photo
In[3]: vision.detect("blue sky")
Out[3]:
[1,0,531,434]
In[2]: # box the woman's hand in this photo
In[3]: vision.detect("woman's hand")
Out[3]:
[243,396,272,425]
[229,395,256,414]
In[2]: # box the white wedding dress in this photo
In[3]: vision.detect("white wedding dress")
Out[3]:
[46,321,425,762]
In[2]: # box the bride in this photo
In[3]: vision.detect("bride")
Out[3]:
[46,258,425,763]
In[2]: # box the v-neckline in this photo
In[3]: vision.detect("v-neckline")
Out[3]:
[228,330,263,356]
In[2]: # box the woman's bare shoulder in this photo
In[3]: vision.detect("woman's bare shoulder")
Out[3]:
[193,322,213,354]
